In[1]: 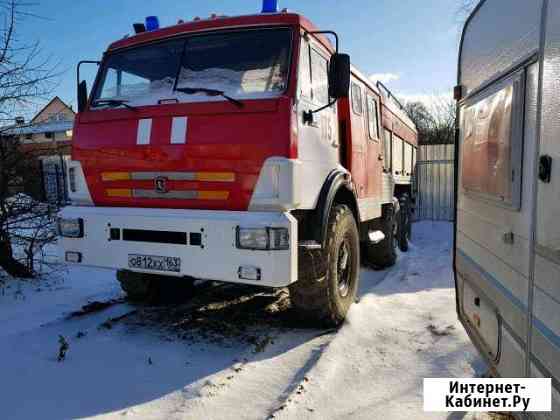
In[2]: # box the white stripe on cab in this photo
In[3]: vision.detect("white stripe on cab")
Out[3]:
[137,119,152,145]
[170,116,188,144]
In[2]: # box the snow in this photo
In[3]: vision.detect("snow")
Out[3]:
[3,120,73,135]
[96,66,287,108]
[0,222,494,419]
[177,67,287,95]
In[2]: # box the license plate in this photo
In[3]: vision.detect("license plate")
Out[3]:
[128,254,181,273]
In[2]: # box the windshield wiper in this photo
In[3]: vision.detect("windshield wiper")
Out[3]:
[175,87,244,109]
[91,99,137,111]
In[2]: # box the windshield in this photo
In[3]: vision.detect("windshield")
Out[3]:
[92,28,292,108]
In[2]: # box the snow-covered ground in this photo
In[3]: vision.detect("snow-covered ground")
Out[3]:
[0,222,495,420]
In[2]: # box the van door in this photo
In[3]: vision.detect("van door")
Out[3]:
[531,3,560,411]
[456,66,535,377]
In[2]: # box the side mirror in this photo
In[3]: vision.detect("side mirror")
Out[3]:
[77,80,88,113]
[76,60,100,112]
[329,53,350,99]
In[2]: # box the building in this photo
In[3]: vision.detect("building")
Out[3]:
[3,97,75,204]
[8,96,75,155]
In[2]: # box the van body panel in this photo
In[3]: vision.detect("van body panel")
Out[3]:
[459,0,543,97]
[457,1,560,417]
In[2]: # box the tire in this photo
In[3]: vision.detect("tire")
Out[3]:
[117,270,195,304]
[289,205,360,327]
[363,205,398,268]
[398,194,412,252]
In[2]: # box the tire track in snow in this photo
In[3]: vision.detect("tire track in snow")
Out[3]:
[152,330,337,420]
[264,339,332,419]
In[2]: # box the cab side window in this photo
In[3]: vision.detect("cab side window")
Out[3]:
[310,48,329,106]
[366,95,380,140]
[351,82,363,115]
[298,39,312,99]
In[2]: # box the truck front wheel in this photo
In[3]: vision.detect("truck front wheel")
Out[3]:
[117,270,194,304]
[290,205,360,327]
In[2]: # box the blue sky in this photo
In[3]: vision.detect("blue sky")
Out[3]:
[21,0,462,112]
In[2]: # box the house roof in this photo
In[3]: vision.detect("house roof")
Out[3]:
[31,96,75,124]
[1,96,75,136]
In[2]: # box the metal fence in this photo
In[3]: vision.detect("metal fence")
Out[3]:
[40,156,68,205]
[414,144,455,221]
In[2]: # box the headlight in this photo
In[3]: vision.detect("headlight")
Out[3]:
[236,227,289,250]
[57,217,84,238]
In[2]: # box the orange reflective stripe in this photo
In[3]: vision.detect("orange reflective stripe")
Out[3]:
[101,172,131,182]
[105,188,132,198]
[195,172,235,182]
[198,191,229,200]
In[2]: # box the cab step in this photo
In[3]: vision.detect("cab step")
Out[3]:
[368,230,385,244]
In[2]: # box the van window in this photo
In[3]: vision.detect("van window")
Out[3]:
[366,95,380,140]
[351,83,363,115]
[461,73,523,209]
[310,48,329,106]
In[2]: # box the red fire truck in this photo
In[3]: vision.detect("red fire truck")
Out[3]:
[58,3,417,326]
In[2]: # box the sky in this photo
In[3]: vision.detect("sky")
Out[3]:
[18,0,464,114]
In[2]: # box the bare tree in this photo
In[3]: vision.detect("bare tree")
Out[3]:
[0,0,59,278]
[0,135,60,278]
[457,0,479,25]
[403,96,456,145]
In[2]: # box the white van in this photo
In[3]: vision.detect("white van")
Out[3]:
[456,0,559,418]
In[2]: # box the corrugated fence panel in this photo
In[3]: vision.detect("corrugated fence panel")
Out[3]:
[415,144,455,221]
[40,156,69,205]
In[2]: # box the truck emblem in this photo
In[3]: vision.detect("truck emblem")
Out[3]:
[154,177,168,193]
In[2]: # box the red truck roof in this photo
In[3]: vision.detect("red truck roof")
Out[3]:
[108,13,331,52]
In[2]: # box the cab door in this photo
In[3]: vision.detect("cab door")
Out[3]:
[296,34,339,209]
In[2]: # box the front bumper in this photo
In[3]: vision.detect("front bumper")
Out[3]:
[58,206,297,288]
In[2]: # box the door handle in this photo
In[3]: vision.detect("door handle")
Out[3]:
[503,232,515,245]
[539,155,552,183]
[378,154,384,161]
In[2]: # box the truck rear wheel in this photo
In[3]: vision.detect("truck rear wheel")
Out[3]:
[290,205,360,327]
[364,206,398,268]
[398,194,412,252]
[117,270,194,304]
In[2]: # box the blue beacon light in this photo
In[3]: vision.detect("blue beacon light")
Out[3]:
[262,0,279,13]
[145,16,160,31]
